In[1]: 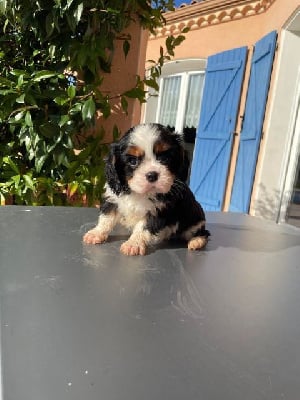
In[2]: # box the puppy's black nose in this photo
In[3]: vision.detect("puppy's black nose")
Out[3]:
[146,171,159,182]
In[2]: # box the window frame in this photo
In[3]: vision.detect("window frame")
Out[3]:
[156,70,205,133]
[143,58,207,129]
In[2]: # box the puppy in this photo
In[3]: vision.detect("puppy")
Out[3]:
[83,123,210,256]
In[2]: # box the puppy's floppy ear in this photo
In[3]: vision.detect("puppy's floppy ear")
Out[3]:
[177,148,190,182]
[171,132,190,182]
[105,143,128,195]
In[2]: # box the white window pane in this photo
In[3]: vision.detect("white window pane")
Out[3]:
[184,73,204,129]
[158,76,181,127]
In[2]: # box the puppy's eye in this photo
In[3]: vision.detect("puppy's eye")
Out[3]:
[127,156,139,167]
[156,151,170,163]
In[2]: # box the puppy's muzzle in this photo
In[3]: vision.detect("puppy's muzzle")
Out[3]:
[146,171,159,183]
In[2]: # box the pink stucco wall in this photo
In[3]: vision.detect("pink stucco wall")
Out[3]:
[146,0,299,62]
[95,22,148,141]
[145,0,300,212]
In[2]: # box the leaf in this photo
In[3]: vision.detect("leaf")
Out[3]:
[11,111,25,122]
[173,35,186,47]
[165,36,175,56]
[16,94,25,104]
[46,12,55,37]
[17,74,24,87]
[39,122,60,138]
[123,40,130,59]
[54,96,69,105]
[62,135,73,149]
[12,175,21,186]
[59,114,70,127]
[74,3,83,24]
[35,155,48,173]
[101,100,111,119]
[121,96,128,114]
[76,45,88,67]
[3,157,20,174]
[82,97,96,120]
[68,181,78,197]
[25,111,33,127]
[23,174,35,191]
[112,125,120,141]
[144,78,159,91]
[10,69,29,77]
[181,26,190,34]
[67,85,76,99]
[70,103,82,114]
[123,87,146,101]
[32,70,57,82]
[0,76,13,86]
[53,151,69,167]
[0,0,7,14]
[49,45,56,59]
[25,93,38,106]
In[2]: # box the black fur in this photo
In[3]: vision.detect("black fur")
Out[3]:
[100,200,118,215]
[84,123,210,254]
[105,123,190,194]
[104,124,210,242]
[105,142,130,195]
[146,179,210,238]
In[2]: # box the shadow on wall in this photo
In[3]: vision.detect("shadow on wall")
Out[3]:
[253,184,293,222]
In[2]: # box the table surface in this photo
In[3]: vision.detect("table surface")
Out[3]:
[0,206,300,400]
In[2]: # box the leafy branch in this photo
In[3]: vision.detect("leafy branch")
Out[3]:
[0,0,186,206]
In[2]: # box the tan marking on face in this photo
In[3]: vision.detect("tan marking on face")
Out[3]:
[154,141,171,154]
[126,145,144,158]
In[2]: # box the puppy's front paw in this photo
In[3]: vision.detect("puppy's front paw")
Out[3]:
[83,229,108,245]
[120,241,146,256]
[188,236,208,250]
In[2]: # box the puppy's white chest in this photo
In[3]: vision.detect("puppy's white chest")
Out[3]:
[117,194,155,229]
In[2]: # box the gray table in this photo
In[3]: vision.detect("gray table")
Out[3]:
[0,206,300,400]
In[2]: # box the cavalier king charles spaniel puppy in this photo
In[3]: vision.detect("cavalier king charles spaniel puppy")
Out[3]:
[83,123,210,256]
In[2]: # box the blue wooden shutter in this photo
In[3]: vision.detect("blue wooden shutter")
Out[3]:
[189,46,247,211]
[229,31,277,212]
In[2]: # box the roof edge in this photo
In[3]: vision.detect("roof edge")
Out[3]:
[150,0,276,39]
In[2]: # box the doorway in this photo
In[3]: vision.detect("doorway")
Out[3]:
[285,96,300,227]
[276,10,300,226]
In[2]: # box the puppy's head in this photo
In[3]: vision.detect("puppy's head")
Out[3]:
[105,123,189,196]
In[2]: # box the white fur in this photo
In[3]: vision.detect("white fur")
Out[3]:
[83,123,209,255]
[128,161,173,195]
[105,185,158,230]
[85,183,178,255]
[127,124,174,195]
[129,124,159,161]
[82,211,119,245]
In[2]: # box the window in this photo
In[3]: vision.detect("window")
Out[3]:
[157,75,181,128]
[156,71,205,143]
[143,59,207,152]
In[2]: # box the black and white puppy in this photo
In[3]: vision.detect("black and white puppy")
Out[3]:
[83,123,210,256]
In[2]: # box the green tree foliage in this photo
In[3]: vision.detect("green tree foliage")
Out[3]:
[0,0,186,205]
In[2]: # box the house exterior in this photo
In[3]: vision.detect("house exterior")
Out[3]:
[95,22,149,142]
[143,0,300,226]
